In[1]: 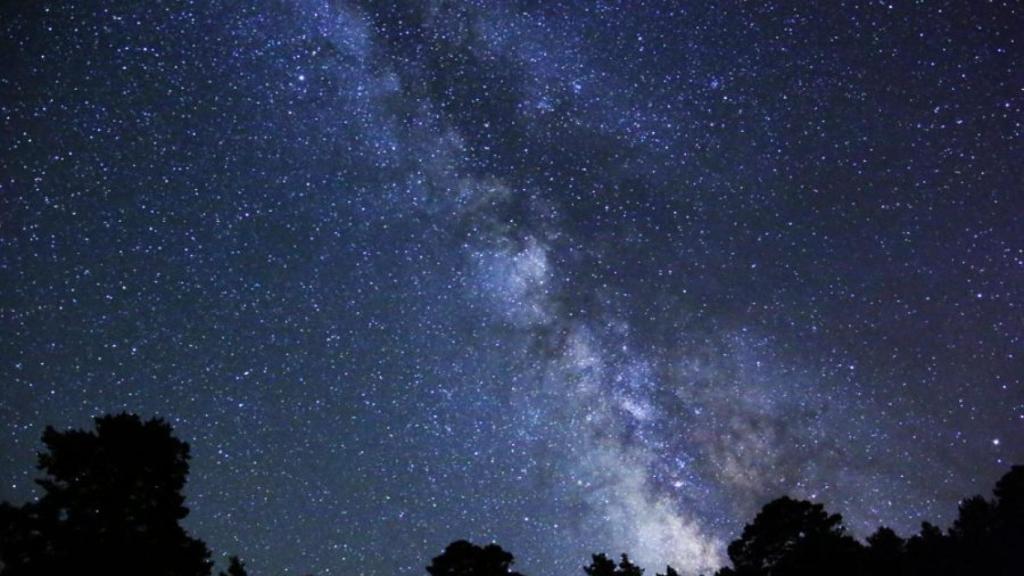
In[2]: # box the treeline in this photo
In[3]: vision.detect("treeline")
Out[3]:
[1,414,1021,576]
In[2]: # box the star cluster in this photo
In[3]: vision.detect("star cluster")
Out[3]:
[1,2,1022,575]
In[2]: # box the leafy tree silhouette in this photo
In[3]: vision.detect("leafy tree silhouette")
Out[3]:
[947,495,996,574]
[707,466,1024,576]
[863,526,905,576]
[0,413,212,576]
[616,554,643,576]
[584,553,618,576]
[584,553,643,576]
[940,464,1024,576]
[716,496,862,576]
[4,412,1024,576]
[991,465,1024,574]
[904,521,949,576]
[427,540,524,576]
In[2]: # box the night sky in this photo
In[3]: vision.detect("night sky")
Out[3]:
[1,1,1022,575]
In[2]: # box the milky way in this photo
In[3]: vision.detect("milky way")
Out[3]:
[2,2,1022,575]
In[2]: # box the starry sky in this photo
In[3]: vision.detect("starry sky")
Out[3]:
[1,1,1022,575]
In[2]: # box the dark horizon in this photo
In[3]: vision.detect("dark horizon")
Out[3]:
[1,1,1022,575]
[3,413,1024,576]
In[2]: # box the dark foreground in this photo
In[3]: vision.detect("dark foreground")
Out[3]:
[1,414,1022,576]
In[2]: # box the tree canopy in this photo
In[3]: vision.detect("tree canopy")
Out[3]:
[0,413,212,576]
[427,540,524,576]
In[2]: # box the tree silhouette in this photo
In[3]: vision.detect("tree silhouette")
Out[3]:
[0,413,212,576]
[4,412,1024,576]
[863,527,904,576]
[655,565,680,576]
[219,555,249,576]
[991,465,1024,574]
[427,540,524,576]
[944,464,1024,576]
[584,553,643,576]
[616,554,643,576]
[903,521,949,576]
[584,553,618,576]
[438,466,1024,576]
[993,465,1024,514]
[718,496,862,576]
[946,495,995,574]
